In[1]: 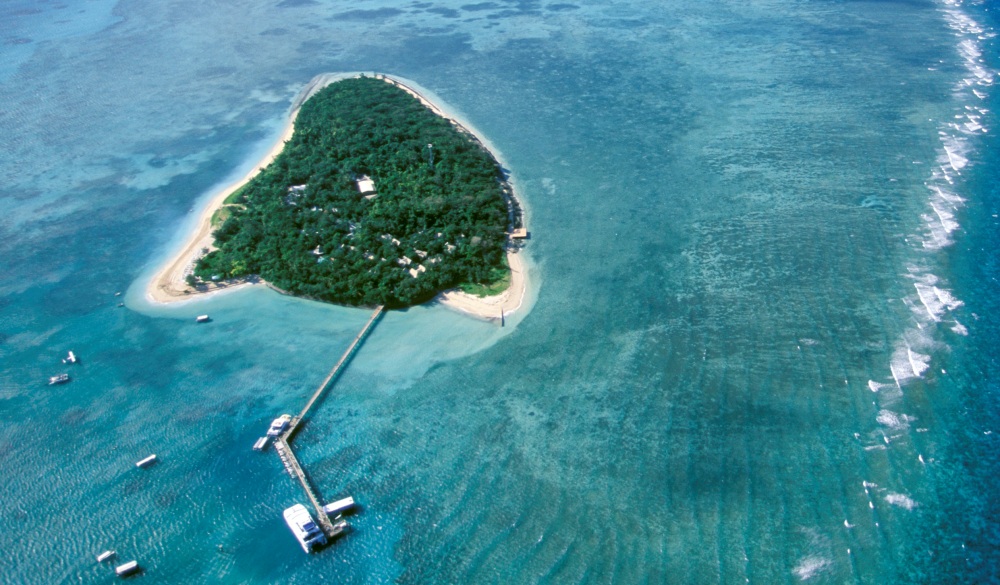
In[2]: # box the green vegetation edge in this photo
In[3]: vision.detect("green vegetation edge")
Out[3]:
[193,76,522,308]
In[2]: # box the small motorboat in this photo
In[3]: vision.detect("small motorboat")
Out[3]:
[115,560,139,577]
[96,550,116,563]
[135,454,158,468]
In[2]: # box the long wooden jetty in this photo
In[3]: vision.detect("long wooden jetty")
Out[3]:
[284,305,384,439]
[274,305,384,538]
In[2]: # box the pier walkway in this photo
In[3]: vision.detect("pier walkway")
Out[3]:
[275,305,384,538]
[285,305,384,439]
[274,437,344,538]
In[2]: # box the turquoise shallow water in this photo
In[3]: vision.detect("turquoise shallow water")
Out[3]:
[2,0,999,583]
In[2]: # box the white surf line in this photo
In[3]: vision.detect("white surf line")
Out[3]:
[878,0,992,392]
[913,283,943,322]
[908,348,929,379]
[890,363,902,389]
[929,202,958,233]
[942,144,968,171]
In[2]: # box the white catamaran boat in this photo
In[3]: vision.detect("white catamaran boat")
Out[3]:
[62,351,77,364]
[283,504,327,553]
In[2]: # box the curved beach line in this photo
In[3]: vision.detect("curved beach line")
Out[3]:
[145,72,531,320]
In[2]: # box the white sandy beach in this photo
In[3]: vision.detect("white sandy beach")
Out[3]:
[145,111,296,304]
[146,73,530,320]
[433,250,528,320]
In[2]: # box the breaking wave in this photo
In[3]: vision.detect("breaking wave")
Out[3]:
[874,0,993,397]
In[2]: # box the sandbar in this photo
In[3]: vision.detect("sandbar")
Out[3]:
[146,73,530,320]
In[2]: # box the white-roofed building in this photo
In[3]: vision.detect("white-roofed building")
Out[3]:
[356,175,376,196]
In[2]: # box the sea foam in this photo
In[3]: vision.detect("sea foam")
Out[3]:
[889,342,931,387]
[792,556,832,581]
[885,493,918,510]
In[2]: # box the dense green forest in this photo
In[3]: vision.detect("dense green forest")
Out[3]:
[194,76,519,307]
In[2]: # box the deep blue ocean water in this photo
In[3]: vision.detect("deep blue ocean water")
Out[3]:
[2,0,999,583]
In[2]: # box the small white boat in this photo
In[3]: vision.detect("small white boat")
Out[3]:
[48,373,70,385]
[136,454,157,468]
[115,560,139,576]
[63,351,77,364]
[195,315,210,323]
[331,518,349,537]
[323,496,355,517]
[253,437,269,452]
[96,550,116,563]
[267,414,292,437]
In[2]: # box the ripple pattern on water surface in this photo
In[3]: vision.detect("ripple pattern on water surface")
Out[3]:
[2,0,999,582]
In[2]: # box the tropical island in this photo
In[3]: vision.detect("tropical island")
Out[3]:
[147,74,528,315]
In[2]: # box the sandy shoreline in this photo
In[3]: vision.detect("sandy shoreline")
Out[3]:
[146,73,530,320]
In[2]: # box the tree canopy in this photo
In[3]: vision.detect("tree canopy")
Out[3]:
[195,76,517,307]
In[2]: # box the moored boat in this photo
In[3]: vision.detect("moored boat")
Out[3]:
[267,414,292,437]
[115,560,139,576]
[136,454,157,468]
[48,373,70,385]
[96,550,116,563]
[322,496,355,517]
[63,351,77,364]
[253,437,269,451]
[283,504,327,553]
